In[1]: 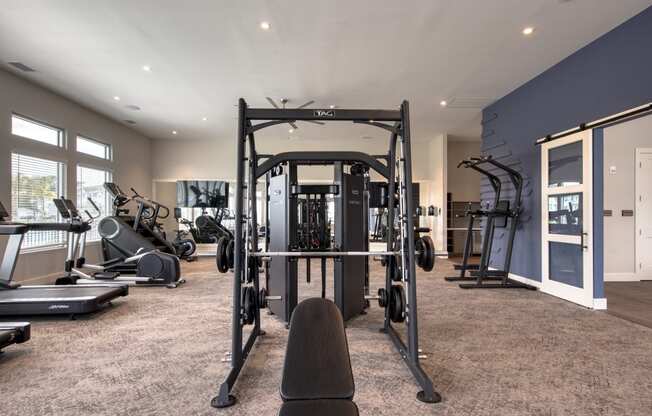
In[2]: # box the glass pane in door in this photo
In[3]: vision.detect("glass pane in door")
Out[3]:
[548,141,582,187]
[548,193,582,235]
[549,241,583,288]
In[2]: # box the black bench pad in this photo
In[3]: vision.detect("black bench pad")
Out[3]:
[281,298,354,401]
[279,400,359,416]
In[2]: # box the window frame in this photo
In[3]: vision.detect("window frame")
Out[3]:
[10,152,67,252]
[76,135,113,161]
[76,164,113,243]
[11,113,65,148]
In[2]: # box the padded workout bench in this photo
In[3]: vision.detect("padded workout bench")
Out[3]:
[279,298,359,416]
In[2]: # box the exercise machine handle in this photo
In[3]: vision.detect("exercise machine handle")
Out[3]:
[87,197,101,215]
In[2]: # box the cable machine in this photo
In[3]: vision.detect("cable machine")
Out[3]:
[212,99,441,408]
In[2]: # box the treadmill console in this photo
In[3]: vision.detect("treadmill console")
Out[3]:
[52,198,71,219]
[62,198,81,218]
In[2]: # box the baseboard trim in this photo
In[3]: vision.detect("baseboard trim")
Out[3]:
[593,298,608,310]
[604,273,641,282]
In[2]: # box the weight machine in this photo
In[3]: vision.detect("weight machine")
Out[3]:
[212,99,440,409]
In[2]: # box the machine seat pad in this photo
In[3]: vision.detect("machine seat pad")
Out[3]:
[281,298,354,401]
[278,400,359,416]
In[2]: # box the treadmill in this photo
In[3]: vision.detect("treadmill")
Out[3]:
[0,322,30,352]
[0,201,129,317]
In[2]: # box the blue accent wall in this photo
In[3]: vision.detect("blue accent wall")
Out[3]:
[481,6,652,282]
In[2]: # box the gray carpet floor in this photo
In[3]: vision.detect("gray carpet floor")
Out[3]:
[1,258,651,416]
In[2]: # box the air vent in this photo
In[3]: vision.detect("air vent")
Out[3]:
[123,120,137,125]
[125,105,141,111]
[8,62,35,72]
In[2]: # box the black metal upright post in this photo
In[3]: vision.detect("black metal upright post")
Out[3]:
[396,101,440,403]
[384,132,397,331]
[248,133,261,332]
[212,98,248,408]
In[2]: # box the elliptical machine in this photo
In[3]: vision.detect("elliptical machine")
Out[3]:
[54,197,184,288]
[103,183,195,262]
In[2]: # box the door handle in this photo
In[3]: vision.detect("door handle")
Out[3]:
[580,232,588,250]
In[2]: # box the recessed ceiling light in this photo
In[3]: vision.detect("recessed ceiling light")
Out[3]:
[522,27,535,36]
[172,130,178,135]
[142,65,151,72]
[125,104,141,111]
[440,100,448,107]
[260,21,271,30]
[329,105,335,109]
[288,128,294,133]
[202,117,208,121]
[113,96,120,101]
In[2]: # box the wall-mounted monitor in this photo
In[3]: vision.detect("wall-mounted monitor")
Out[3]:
[176,181,229,208]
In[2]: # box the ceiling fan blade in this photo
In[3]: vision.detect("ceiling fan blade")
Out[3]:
[288,122,299,130]
[297,100,315,109]
[304,120,326,125]
[265,97,280,109]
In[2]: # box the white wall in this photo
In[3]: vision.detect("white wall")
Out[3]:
[447,139,481,202]
[603,114,652,280]
[0,69,153,282]
[151,134,449,251]
[420,135,447,253]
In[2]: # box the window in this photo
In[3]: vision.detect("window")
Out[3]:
[11,114,64,147]
[11,153,66,249]
[77,136,112,160]
[77,166,112,241]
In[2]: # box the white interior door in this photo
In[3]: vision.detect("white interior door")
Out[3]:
[636,149,652,277]
[541,130,594,307]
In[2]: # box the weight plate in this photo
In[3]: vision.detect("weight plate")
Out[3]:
[241,286,256,325]
[390,256,402,282]
[421,235,435,272]
[377,287,388,308]
[258,288,268,309]
[226,239,235,269]
[415,238,426,269]
[216,237,229,273]
[389,284,406,323]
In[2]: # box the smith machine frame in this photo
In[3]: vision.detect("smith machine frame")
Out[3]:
[212,98,441,408]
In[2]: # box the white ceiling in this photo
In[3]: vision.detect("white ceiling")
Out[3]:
[0,0,650,143]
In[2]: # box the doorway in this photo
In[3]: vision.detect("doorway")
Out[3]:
[602,114,652,328]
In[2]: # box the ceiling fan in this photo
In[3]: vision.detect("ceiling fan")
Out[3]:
[265,97,325,130]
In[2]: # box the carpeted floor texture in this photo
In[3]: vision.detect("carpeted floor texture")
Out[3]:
[1,258,651,416]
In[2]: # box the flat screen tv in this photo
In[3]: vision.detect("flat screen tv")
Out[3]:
[176,181,229,208]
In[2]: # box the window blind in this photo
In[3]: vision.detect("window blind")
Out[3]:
[77,166,112,241]
[11,153,65,248]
